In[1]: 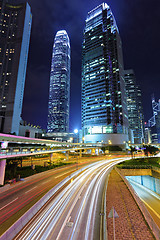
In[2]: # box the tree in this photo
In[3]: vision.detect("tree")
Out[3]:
[130,146,137,159]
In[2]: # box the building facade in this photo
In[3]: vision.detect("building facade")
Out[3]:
[124,69,144,144]
[81,3,128,144]
[19,119,44,138]
[0,0,32,135]
[47,30,70,133]
[148,96,160,143]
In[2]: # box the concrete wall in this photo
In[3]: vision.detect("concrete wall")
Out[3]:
[120,169,152,176]
[84,133,128,145]
[126,175,160,195]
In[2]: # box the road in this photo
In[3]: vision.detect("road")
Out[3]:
[0,156,124,236]
[0,162,88,235]
[128,179,160,227]
[10,158,127,240]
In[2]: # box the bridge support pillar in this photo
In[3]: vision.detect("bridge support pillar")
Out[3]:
[50,153,53,165]
[65,151,69,161]
[91,148,95,155]
[0,159,6,185]
[97,148,100,155]
[79,149,82,158]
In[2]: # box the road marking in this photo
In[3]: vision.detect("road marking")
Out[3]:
[141,198,160,219]
[25,186,37,194]
[41,180,51,185]
[0,197,18,211]
[55,172,71,179]
[67,216,71,222]
[66,222,73,228]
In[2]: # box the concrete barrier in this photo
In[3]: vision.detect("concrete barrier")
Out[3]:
[116,168,160,240]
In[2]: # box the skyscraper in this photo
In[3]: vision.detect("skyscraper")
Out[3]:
[0,0,32,135]
[82,3,128,144]
[124,69,144,144]
[148,95,160,143]
[47,30,70,133]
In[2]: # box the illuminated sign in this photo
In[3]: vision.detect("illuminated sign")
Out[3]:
[1,141,8,149]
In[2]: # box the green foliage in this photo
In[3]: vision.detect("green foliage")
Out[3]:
[5,161,73,181]
[117,157,160,168]
[143,145,159,156]
[101,145,122,152]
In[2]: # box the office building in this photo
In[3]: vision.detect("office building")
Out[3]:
[0,0,32,135]
[47,30,70,133]
[81,3,128,144]
[148,96,160,143]
[124,69,144,144]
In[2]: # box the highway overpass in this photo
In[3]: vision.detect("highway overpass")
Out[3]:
[0,133,103,185]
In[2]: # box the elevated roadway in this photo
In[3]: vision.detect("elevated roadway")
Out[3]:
[0,133,103,185]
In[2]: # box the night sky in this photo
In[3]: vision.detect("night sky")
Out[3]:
[22,0,160,131]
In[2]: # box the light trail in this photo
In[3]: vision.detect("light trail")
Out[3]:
[13,158,129,240]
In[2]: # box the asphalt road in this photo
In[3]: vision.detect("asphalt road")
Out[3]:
[0,162,91,235]
[11,158,127,240]
[0,156,120,235]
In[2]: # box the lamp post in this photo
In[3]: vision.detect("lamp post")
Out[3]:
[108,140,112,154]
[74,129,79,170]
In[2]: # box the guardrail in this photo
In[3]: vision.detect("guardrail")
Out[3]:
[0,146,101,160]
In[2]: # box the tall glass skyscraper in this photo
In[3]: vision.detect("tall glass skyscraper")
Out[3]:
[82,3,128,144]
[124,69,144,144]
[47,30,70,133]
[0,0,32,135]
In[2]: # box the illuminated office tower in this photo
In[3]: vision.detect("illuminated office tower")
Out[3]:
[124,69,144,144]
[0,0,32,135]
[82,3,128,144]
[47,30,70,133]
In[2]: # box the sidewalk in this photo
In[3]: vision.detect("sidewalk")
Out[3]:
[106,169,154,240]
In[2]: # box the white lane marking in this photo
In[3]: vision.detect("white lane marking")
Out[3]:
[67,216,71,222]
[55,172,71,179]
[141,198,160,219]
[42,180,51,185]
[16,158,128,240]
[0,197,18,211]
[25,186,37,194]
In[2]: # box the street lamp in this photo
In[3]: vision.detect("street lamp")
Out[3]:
[108,140,112,153]
[74,129,78,134]
[74,129,79,169]
[74,129,79,144]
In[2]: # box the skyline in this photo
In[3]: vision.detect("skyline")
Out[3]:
[22,0,160,131]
